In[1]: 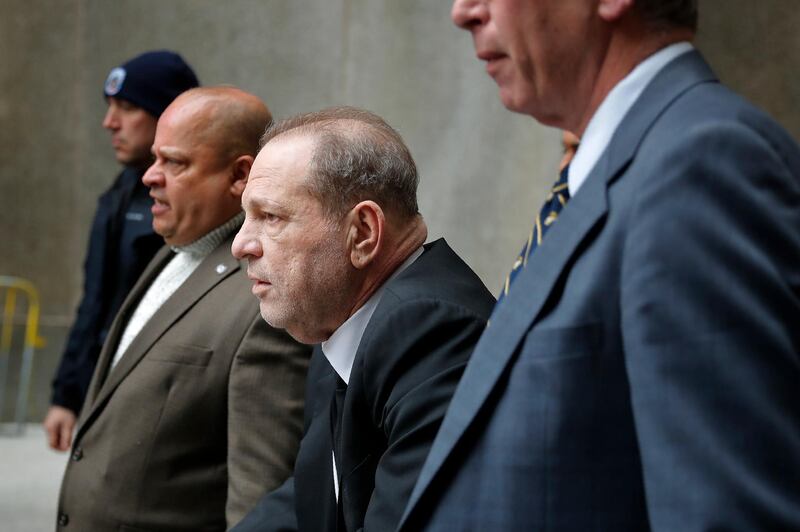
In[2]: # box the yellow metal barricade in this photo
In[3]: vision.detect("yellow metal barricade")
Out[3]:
[0,276,46,435]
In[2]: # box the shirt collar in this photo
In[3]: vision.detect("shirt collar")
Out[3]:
[170,211,245,257]
[321,246,424,384]
[568,41,694,196]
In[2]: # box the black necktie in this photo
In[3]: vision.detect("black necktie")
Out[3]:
[330,376,347,529]
[497,165,571,304]
[331,376,346,475]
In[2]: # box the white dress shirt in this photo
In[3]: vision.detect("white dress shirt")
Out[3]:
[322,245,424,499]
[568,42,694,196]
[321,246,424,385]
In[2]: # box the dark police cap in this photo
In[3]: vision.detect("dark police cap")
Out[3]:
[103,50,199,117]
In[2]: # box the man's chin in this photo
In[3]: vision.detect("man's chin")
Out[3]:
[154,225,179,246]
[113,152,130,165]
[259,308,318,345]
[498,87,529,115]
[259,307,285,331]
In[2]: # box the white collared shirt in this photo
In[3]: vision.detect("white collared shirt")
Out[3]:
[568,42,694,196]
[321,246,424,384]
[322,245,424,499]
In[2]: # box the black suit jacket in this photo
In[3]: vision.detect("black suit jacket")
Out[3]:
[233,238,495,532]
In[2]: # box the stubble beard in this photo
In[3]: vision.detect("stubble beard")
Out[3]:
[260,241,354,344]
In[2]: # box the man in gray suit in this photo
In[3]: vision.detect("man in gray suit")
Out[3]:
[57,87,311,531]
[400,1,800,530]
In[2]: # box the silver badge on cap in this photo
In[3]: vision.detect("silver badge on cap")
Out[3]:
[105,67,126,96]
[215,264,228,275]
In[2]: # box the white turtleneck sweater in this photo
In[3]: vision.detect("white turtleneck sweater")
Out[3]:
[110,212,244,369]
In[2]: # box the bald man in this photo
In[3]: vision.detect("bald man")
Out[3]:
[56,87,311,532]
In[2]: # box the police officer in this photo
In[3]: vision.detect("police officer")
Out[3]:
[44,50,198,451]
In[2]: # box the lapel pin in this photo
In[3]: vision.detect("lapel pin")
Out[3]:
[215,264,228,275]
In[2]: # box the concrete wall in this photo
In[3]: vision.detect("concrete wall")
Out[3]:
[1,0,798,420]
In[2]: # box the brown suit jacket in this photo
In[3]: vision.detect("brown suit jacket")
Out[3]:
[57,234,311,531]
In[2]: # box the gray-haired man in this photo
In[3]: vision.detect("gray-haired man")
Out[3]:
[231,107,495,532]
[400,0,800,530]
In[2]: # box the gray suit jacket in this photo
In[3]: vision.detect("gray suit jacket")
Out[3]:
[399,51,800,531]
[57,234,311,532]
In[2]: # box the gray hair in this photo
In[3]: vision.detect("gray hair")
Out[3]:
[635,0,698,31]
[259,106,419,221]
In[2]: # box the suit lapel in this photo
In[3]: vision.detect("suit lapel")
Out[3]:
[81,245,173,414]
[401,155,611,518]
[401,51,719,526]
[77,236,241,441]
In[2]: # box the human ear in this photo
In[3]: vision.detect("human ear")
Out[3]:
[347,201,384,269]
[229,155,254,197]
[597,0,634,22]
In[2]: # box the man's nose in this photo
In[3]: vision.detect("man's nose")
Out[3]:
[451,0,487,30]
[102,106,118,130]
[141,161,162,188]
[231,222,261,260]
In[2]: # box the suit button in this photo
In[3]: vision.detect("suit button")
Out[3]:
[71,448,83,461]
[58,512,69,526]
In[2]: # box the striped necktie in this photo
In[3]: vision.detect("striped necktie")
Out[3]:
[497,165,571,304]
